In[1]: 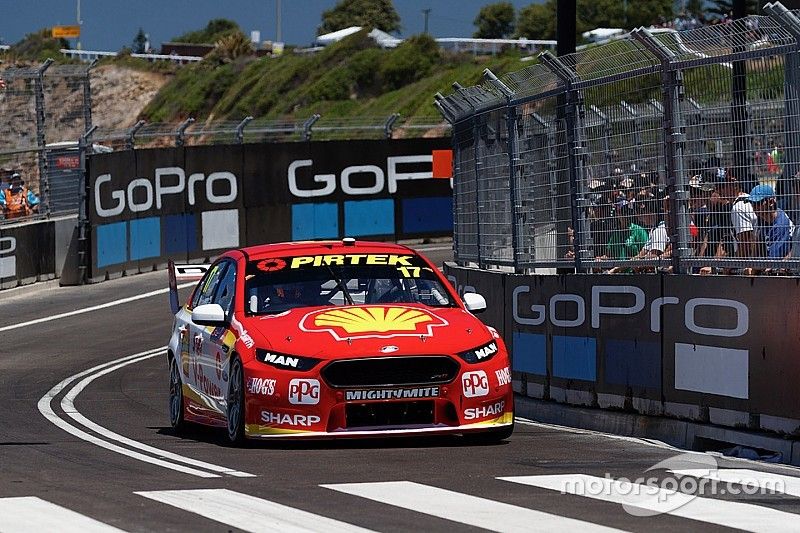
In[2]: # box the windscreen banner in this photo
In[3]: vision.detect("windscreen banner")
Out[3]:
[87,138,452,277]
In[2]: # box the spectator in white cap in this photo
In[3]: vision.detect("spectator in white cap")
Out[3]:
[749,184,794,259]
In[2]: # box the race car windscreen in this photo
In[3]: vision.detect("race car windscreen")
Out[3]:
[244,252,456,314]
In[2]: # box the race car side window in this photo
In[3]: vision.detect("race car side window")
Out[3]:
[212,261,237,316]
[192,263,227,308]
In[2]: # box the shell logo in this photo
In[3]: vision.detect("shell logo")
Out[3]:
[300,306,448,340]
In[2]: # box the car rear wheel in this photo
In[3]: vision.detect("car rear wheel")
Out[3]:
[226,357,246,445]
[168,356,186,433]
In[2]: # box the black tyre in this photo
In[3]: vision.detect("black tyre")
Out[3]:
[168,355,186,433]
[464,422,514,444]
[226,357,246,445]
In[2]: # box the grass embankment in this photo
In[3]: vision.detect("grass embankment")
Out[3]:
[139,30,528,123]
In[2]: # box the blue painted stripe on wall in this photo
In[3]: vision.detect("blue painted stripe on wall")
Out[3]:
[96,222,127,268]
[512,332,547,376]
[129,217,161,261]
[402,196,453,233]
[292,203,338,240]
[552,335,597,381]
[163,214,197,255]
[344,199,394,236]
[604,339,661,389]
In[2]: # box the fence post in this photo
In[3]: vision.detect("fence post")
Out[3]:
[472,113,484,268]
[384,113,400,139]
[532,112,558,260]
[765,3,800,188]
[686,98,706,167]
[235,116,254,144]
[175,117,195,147]
[484,68,523,272]
[34,58,54,217]
[303,114,320,141]
[83,60,98,133]
[633,28,691,274]
[125,120,146,150]
[77,125,98,284]
[539,51,591,270]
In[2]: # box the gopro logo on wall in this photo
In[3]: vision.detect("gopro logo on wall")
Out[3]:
[0,236,16,280]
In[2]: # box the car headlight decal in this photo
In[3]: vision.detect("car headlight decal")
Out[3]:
[457,340,499,364]
[255,349,321,371]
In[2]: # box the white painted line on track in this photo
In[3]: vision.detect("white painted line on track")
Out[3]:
[0,282,195,333]
[136,489,375,533]
[61,350,255,478]
[0,496,127,532]
[501,474,799,533]
[671,468,800,498]
[323,481,627,532]
[38,347,254,478]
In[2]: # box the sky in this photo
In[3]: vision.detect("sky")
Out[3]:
[0,1,546,50]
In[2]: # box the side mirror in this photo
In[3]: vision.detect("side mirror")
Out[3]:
[463,292,487,313]
[192,303,227,327]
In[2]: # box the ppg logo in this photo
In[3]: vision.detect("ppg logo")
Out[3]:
[462,370,489,398]
[0,236,16,280]
[288,378,320,405]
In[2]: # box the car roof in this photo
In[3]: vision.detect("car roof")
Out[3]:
[240,240,416,261]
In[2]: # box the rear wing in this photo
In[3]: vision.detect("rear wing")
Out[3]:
[168,260,211,315]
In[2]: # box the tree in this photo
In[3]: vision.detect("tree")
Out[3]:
[473,2,516,39]
[516,0,674,41]
[132,28,147,54]
[318,0,401,35]
[174,19,240,44]
[516,1,556,39]
[707,0,761,19]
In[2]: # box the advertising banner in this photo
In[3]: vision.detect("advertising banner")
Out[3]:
[88,138,452,277]
[444,264,800,422]
[0,219,55,287]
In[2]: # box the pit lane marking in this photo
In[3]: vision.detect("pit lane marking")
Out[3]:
[38,347,255,479]
[0,282,196,333]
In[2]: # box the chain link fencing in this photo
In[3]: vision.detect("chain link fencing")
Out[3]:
[1,61,94,223]
[438,3,800,275]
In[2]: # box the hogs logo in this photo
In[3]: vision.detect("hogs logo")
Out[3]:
[300,306,448,341]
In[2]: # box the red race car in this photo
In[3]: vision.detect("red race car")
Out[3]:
[167,239,513,444]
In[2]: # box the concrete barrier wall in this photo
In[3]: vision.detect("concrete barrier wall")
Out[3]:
[88,139,453,279]
[445,263,800,436]
[0,215,77,290]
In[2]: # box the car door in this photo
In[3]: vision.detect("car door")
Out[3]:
[200,260,237,410]
[186,261,228,419]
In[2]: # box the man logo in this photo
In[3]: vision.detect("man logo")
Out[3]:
[0,236,16,280]
[462,370,489,398]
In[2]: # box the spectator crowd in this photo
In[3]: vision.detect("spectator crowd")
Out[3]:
[581,166,799,275]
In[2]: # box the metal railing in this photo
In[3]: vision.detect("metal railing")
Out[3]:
[437,2,800,275]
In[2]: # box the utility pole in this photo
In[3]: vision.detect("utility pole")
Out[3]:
[276,0,282,42]
[76,0,82,50]
[422,8,431,34]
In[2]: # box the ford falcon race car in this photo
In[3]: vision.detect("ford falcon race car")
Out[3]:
[166,239,513,444]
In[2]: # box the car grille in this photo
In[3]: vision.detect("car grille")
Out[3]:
[346,400,434,428]
[321,356,459,388]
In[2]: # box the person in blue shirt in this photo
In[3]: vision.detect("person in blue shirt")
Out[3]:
[749,184,794,259]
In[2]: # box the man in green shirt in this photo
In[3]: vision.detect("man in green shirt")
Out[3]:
[601,196,648,260]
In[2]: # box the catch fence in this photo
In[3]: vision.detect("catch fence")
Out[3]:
[437,2,800,274]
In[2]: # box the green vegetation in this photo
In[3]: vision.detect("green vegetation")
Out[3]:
[318,0,401,35]
[141,30,528,123]
[172,19,240,44]
[5,29,71,63]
